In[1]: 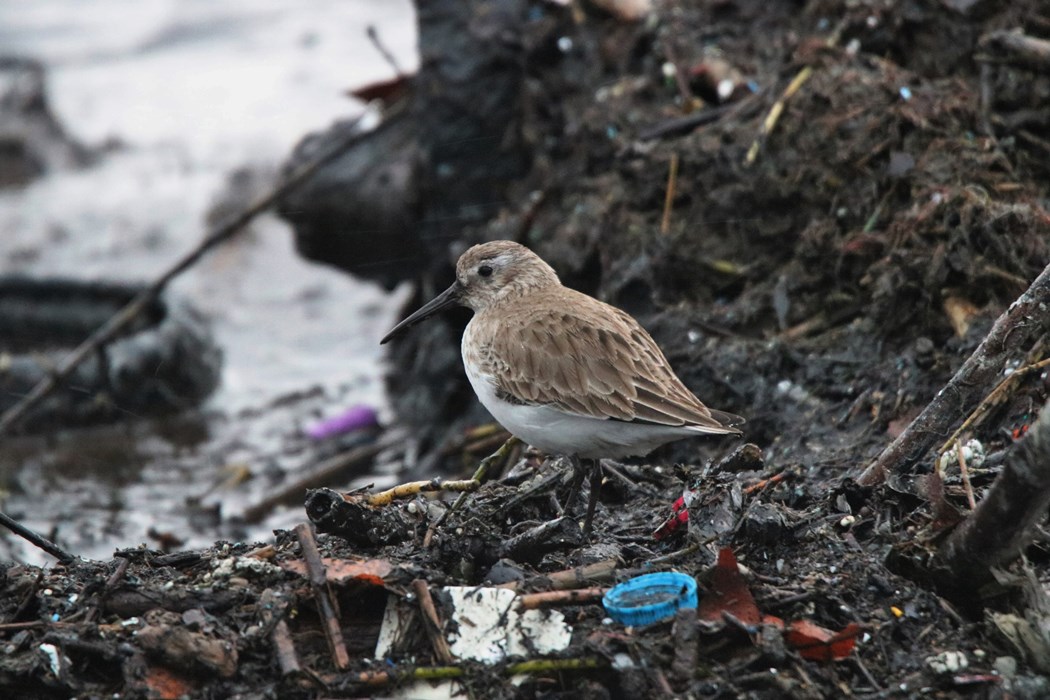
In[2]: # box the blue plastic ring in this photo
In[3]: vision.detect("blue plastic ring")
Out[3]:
[602,572,698,626]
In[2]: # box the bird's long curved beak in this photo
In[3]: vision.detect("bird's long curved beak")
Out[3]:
[380,281,462,344]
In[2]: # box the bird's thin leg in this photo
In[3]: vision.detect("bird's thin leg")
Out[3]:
[563,455,586,513]
[582,458,603,538]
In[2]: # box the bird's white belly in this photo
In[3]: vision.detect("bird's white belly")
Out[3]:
[463,355,697,459]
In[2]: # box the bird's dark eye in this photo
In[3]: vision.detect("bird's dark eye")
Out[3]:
[478,265,493,278]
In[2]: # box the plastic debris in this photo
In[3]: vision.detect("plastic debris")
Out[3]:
[379,586,574,665]
[603,572,697,626]
[305,404,379,440]
[443,586,572,663]
[926,650,969,675]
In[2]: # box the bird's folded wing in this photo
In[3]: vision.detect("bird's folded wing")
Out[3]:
[486,300,743,432]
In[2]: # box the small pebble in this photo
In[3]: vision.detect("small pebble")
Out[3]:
[994,655,1017,678]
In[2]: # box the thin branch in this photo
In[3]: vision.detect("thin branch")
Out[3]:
[0,510,75,563]
[411,579,453,664]
[744,66,812,166]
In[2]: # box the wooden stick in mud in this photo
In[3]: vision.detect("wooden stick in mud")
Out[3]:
[294,523,350,670]
[411,579,453,664]
[271,620,302,676]
[0,105,385,436]
[855,260,1050,486]
[517,587,607,609]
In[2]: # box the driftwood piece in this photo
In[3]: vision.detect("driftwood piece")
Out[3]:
[103,587,242,618]
[936,398,1050,582]
[136,610,239,678]
[856,261,1050,486]
[305,488,416,547]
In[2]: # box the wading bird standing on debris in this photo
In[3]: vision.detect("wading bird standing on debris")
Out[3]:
[382,240,744,534]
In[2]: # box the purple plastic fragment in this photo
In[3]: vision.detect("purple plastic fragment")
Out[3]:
[306,404,379,440]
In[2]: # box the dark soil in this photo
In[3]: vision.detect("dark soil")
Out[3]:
[4,0,1050,698]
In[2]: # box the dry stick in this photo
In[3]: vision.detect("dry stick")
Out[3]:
[0,107,378,437]
[410,579,453,664]
[365,477,481,507]
[937,397,1050,577]
[0,511,75,563]
[87,557,130,622]
[855,261,1050,486]
[660,153,679,235]
[744,66,812,166]
[956,444,977,511]
[294,523,350,670]
[638,97,754,141]
[347,657,605,687]
[272,620,301,676]
[517,587,607,610]
[498,557,620,591]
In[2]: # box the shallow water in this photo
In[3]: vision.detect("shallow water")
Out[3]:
[0,0,417,563]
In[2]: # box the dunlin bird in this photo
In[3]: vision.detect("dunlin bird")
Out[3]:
[381,240,743,533]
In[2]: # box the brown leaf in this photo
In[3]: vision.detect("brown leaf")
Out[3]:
[943,295,980,338]
[785,620,862,661]
[697,547,761,625]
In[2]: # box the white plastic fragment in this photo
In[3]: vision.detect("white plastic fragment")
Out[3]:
[375,593,417,659]
[385,680,463,700]
[39,643,63,676]
[444,586,573,664]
